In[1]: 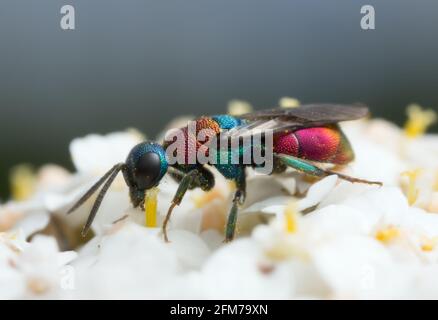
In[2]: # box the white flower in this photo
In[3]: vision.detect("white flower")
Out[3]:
[45,130,144,232]
[189,239,294,299]
[2,110,438,299]
[310,235,413,299]
[0,232,76,299]
[0,203,49,239]
[70,222,209,299]
[242,175,338,216]
[0,165,71,239]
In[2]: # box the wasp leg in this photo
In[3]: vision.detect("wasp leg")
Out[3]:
[275,154,382,186]
[224,167,246,242]
[163,166,215,242]
[167,167,189,185]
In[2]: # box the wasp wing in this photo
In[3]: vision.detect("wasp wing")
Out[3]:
[222,104,369,139]
[238,104,369,122]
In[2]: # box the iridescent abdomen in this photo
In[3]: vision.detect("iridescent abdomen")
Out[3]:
[273,125,354,164]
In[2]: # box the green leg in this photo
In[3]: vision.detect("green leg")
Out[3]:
[163,167,215,242]
[162,169,198,242]
[275,154,382,186]
[168,166,215,191]
[225,168,246,242]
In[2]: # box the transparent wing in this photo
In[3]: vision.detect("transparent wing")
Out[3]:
[222,104,369,139]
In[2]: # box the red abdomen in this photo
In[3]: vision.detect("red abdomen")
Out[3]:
[273,126,354,164]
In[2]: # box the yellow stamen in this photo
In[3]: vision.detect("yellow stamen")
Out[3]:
[227,180,237,192]
[9,164,36,201]
[284,202,299,234]
[144,187,159,228]
[227,100,253,116]
[265,243,294,261]
[434,170,438,192]
[279,97,300,108]
[404,104,437,138]
[401,169,422,206]
[375,226,400,243]
[421,236,438,252]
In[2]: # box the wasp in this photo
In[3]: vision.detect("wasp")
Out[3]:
[68,104,382,242]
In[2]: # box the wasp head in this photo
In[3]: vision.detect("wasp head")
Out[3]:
[67,141,168,236]
[123,142,168,208]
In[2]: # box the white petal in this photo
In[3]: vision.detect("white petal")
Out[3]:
[15,211,50,239]
[199,239,294,299]
[312,235,412,299]
[241,196,290,215]
[0,266,25,299]
[165,230,211,270]
[70,131,143,174]
[298,175,338,211]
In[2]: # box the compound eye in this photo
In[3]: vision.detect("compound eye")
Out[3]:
[134,152,161,190]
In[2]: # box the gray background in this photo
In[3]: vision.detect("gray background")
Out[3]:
[0,0,437,198]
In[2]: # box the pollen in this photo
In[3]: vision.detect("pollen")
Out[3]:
[145,187,159,228]
[9,164,36,201]
[227,99,253,116]
[375,226,400,243]
[404,104,437,138]
[279,97,300,108]
[401,169,422,206]
[421,237,438,252]
[284,201,299,234]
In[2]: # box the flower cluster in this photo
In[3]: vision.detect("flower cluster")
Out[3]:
[1,100,437,299]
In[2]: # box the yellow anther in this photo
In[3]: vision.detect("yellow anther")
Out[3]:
[227,100,253,116]
[421,237,438,252]
[27,277,50,295]
[265,243,294,261]
[9,164,36,201]
[284,202,299,234]
[434,170,438,192]
[144,187,159,228]
[375,226,400,243]
[401,169,422,206]
[279,97,300,108]
[422,243,434,252]
[227,180,237,191]
[404,104,437,138]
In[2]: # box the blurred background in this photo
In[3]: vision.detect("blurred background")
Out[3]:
[0,0,437,199]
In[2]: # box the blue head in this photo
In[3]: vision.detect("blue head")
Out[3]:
[123,142,168,208]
